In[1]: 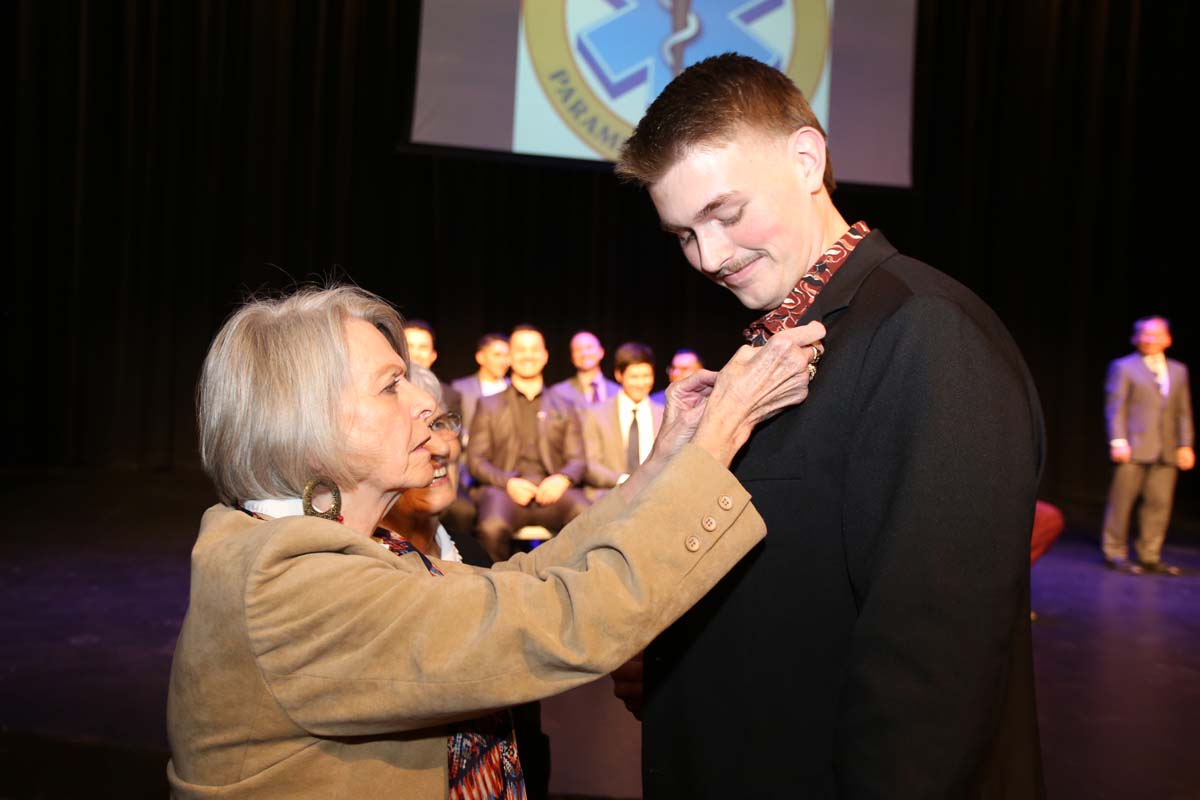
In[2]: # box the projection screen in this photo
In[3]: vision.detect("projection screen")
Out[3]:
[411,0,916,187]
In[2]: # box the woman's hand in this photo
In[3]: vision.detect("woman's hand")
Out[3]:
[692,322,827,466]
[619,323,825,500]
[610,651,645,720]
[646,368,719,461]
[616,368,721,500]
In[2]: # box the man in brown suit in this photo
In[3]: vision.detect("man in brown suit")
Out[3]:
[468,324,590,559]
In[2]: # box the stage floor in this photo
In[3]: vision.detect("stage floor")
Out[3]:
[2,469,1198,798]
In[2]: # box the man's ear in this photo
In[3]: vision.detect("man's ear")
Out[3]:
[614,368,624,384]
[788,126,827,194]
[429,349,438,367]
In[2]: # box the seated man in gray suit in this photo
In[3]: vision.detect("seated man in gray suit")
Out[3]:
[468,325,591,560]
[581,342,665,499]
[549,330,620,407]
[1102,315,1195,574]
[405,319,474,533]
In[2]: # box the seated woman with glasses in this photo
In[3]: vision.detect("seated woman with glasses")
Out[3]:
[378,371,482,563]
[381,364,551,798]
[166,285,824,799]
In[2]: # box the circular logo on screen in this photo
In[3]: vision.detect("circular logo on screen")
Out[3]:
[523,0,830,161]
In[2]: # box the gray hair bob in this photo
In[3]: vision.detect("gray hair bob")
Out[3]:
[197,285,408,505]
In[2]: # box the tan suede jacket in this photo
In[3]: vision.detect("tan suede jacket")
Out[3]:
[166,444,765,798]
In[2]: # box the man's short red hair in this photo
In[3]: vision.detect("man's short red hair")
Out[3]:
[615,52,836,193]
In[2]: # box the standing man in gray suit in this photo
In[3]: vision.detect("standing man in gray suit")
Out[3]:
[1102,315,1194,574]
[581,342,664,499]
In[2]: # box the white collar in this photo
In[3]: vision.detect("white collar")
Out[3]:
[480,376,509,395]
[243,497,305,517]
[618,391,648,414]
[244,501,463,563]
[434,524,463,563]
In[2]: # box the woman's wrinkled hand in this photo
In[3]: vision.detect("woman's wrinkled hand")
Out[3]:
[618,322,826,499]
[643,368,718,464]
[609,651,644,720]
[692,322,827,466]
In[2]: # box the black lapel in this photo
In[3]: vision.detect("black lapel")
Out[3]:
[801,228,899,324]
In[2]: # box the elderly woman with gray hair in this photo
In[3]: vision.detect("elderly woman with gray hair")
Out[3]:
[166,285,825,799]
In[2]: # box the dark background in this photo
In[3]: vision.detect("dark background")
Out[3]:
[7,0,1197,534]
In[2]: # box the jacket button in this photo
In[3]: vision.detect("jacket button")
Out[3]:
[685,535,702,552]
[718,494,733,510]
[701,515,717,532]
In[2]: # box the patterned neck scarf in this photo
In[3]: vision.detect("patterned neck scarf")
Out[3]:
[743,221,871,346]
[372,531,527,800]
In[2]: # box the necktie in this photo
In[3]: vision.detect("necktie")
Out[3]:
[626,412,640,473]
[590,379,600,403]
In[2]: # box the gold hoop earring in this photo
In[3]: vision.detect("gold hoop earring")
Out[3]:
[302,476,343,521]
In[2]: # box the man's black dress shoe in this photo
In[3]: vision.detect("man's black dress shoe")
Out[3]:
[1106,558,1144,575]
[1139,560,1182,576]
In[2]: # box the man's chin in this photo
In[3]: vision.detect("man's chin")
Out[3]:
[732,288,781,312]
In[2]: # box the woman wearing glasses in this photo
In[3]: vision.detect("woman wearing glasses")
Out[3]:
[381,364,551,798]
[379,371,483,563]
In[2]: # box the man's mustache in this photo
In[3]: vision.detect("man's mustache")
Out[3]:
[713,253,763,281]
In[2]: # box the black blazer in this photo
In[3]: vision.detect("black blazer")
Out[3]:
[643,231,1046,798]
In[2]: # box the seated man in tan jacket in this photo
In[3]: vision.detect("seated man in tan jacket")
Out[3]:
[581,341,665,499]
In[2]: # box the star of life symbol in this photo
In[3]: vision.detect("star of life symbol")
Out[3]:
[523,0,829,161]
[578,0,784,102]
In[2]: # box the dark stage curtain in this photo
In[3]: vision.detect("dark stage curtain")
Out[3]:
[8,1,1196,531]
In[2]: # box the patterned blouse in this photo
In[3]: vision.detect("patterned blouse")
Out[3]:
[372,530,527,800]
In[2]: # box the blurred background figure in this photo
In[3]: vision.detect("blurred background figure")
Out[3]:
[403,321,472,531]
[581,342,664,499]
[1101,316,1195,575]
[652,348,705,404]
[468,325,590,560]
[550,331,619,407]
[451,332,511,437]
[403,319,462,416]
[666,348,704,384]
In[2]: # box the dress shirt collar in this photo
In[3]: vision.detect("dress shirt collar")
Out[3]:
[1142,353,1167,374]
[618,390,648,418]
[480,376,509,397]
